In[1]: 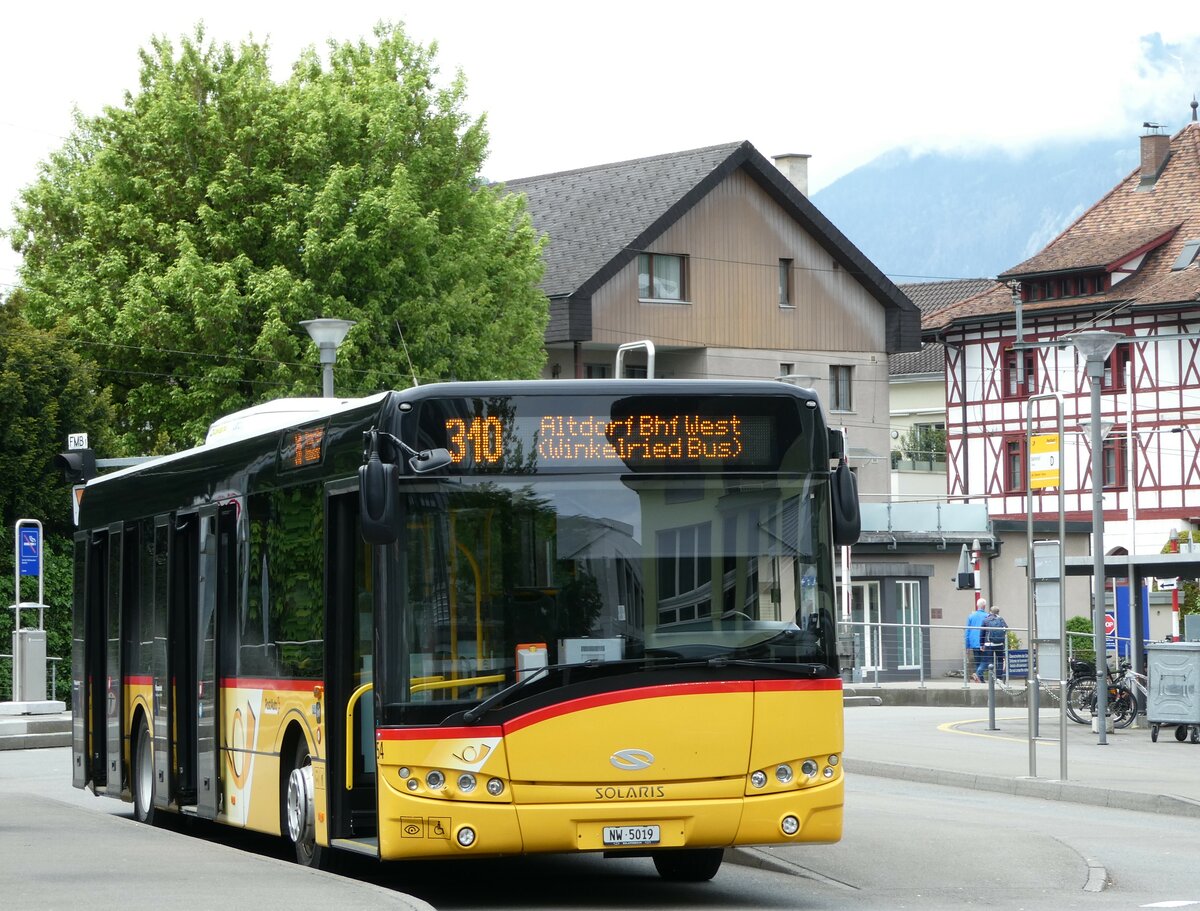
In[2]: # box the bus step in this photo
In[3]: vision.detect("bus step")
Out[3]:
[179,805,199,817]
[331,837,379,857]
[350,811,378,837]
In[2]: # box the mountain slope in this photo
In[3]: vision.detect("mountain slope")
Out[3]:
[811,139,1140,282]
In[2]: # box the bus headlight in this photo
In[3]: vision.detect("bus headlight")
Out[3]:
[750,770,768,789]
[801,760,818,778]
[457,773,477,793]
[775,764,794,784]
[781,815,800,836]
[426,770,446,790]
[457,826,476,848]
[486,777,505,796]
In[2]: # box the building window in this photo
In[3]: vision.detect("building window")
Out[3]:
[896,580,922,669]
[1003,347,1037,398]
[1102,345,1129,391]
[585,363,612,379]
[779,259,794,307]
[638,253,687,302]
[779,362,794,378]
[1102,435,1127,489]
[829,365,853,412]
[1004,436,1025,492]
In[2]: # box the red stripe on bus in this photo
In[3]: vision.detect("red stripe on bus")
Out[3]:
[372,678,840,742]
[220,678,322,692]
[502,681,752,734]
[376,726,504,741]
[125,675,154,686]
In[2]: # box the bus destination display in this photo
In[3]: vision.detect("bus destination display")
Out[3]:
[279,425,326,471]
[442,408,776,471]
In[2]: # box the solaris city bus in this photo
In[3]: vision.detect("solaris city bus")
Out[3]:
[70,379,859,881]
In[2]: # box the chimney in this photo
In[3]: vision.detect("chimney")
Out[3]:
[1139,125,1170,188]
[773,153,811,196]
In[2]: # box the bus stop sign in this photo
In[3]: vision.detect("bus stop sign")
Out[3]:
[19,524,40,576]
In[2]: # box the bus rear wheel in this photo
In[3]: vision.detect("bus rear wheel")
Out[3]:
[283,739,326,868]
[132,717,157,825]
[652,848,724,882]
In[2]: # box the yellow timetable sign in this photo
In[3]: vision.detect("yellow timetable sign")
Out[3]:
[1029,433,1061,489]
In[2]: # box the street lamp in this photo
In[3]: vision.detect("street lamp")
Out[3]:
[301,318,356,397]
[1065,329,1121,745]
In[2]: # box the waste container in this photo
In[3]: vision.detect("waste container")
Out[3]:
[1146,641,1200,743]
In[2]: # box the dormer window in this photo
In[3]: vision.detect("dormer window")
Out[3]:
[1017,273,1108,302]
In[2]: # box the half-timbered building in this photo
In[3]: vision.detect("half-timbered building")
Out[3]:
[924,112,1200,641]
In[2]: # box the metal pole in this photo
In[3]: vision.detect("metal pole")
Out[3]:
[1087,356,1108,744]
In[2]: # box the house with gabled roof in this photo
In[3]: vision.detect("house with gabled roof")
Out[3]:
[504,140,922,499]
[923,110,1200,646]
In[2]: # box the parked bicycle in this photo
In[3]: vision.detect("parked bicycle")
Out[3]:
[1064,657,1137,729]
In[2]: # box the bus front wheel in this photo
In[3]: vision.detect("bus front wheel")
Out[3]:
[652,848,724,882]
[283,739,326,868]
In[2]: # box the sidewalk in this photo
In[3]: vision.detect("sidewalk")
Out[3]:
[844,684,1200,817]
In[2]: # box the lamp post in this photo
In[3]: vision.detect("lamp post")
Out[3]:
[1065,329,1120,745]
[301,318,356,397]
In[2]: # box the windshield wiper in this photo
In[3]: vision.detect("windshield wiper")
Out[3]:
[460,657,645,724]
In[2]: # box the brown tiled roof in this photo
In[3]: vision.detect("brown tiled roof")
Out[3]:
[893,279,999,375]
[1000,223,1179,276]
[925,122,1200,334]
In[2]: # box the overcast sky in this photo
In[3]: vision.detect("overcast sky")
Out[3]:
[3,1,1200,290]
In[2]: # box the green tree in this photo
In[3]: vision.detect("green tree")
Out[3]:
[0,295,112,698]
[0,296,113,534]
[8,22,548,454]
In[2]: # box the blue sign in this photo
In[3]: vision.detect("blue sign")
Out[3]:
[19,525,41,576]
[1006,649,1029,678]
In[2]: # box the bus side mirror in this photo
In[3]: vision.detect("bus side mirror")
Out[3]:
[831,461,860,547]
[359,447,399,545]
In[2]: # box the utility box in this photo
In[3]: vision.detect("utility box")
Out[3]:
[13,628,48,702]
[1185,614,1200,642]
[1146,642,1200,726]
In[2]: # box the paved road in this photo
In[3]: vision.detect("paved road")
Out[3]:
[0,748,434,911]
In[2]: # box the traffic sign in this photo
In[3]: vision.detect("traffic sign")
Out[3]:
[1159,577,1179,591]
[1105,611,1116,650]
[68,432,89,450]
[1029,433,1061,489]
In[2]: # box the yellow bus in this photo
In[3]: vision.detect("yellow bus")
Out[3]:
[71,379,858,881]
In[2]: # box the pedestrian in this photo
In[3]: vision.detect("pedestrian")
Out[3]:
[980,604,1009,680]
[965,597,988,682]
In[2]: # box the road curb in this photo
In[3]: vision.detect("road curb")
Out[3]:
[846,757,1200,819]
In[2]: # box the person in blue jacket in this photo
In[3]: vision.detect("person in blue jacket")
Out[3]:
[965,597,988,682]
[980,604,1009,679]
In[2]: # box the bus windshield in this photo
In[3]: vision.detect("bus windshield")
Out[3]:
[389,471,838,717]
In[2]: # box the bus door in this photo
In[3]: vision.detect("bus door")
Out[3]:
[103,523,128,798]
[151,518,172,810]
[194,504,236,820]
[169,513,199,805]
[325,490,377,845]
[72,531,109,792]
